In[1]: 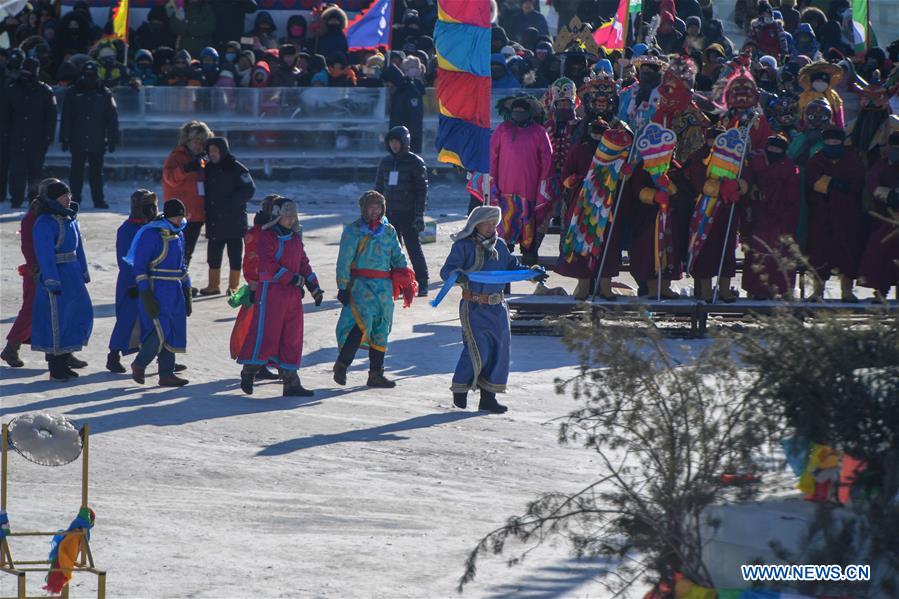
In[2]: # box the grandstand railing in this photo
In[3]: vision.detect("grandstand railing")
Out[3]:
[45,86,544,170]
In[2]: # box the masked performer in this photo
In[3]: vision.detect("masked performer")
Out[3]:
[857,131,899,300]
[798,61,845,128]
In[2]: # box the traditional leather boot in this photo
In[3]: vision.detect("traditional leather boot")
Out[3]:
[255,366,280,381]
[477,389,508,414]
[1,342,24,368]
[453,392,468,409]
[598,277,617,301]
[367,349,395,388]
[48,355,69,382]
[660,279,679,299]
[573,278,590,301]
[333,360,349,386]
[159,374,189,387]
[228,270,242,295]
[718,277,737,303]
[106,350,126,373]
[282,370,314,397]
[67,354,88,368]
[840,276,858,303]
[240,365,259,395]
[699,278,713,302]
[131,362,146,384]
[200,268,221,296]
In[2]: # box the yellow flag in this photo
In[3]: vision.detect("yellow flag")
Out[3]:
[112,0,129,40]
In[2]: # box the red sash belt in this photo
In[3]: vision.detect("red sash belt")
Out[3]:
[351,268,391,279]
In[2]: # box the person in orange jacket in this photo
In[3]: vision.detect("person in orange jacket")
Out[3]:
[162,120,213,285]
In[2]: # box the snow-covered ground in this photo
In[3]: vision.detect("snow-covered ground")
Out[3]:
[1,180,661,598]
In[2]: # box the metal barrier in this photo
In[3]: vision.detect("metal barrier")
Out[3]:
[45,87,544,170]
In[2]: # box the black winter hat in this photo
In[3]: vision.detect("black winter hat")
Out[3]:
[46,181,71,201]
[206,136,231,156]
[164,199,186,218]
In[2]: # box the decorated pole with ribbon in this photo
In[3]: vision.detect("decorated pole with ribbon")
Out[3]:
[711,114,757,304]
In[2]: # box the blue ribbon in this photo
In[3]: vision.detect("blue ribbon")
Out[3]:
[123,218,188,266]
[430,268,543,308]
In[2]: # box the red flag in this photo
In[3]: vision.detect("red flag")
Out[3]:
[593,0,628,51]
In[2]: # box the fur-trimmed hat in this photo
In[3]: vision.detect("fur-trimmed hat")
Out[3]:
[263,197,299,232]
[129,189,158,220]
[178,120,214,147]
[451,205,501,241]
[358,190,386,219]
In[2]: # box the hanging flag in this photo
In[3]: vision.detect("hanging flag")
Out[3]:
[593,0,628,51]
[347,0,392,51]
[434,0,491,174]
[111,0,129,40]
[849,0,868,54]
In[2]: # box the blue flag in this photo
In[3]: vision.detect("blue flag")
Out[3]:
[347,0,392,50]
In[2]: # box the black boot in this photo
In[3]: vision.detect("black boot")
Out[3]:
[240,366,258,395]
[478,389,508,414]
[367,349,395,388]
[255,366,280,381]
[48,354,69,382]
[282,370,314,397]
[332,360,348,386]
[67,353,88,369]
[106,351,126,373]
[173,362,188,373]
[1,342,24,368]
[453,392,468,409]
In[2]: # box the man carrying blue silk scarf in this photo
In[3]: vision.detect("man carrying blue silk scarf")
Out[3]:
[439,206,547,414]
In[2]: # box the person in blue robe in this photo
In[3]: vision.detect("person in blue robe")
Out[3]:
[106,190,159,373]
[30,180,94,382]
[125,199,192,387]
[439,206,547,414]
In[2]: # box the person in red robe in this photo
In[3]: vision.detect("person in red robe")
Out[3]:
[741,135,801,299]
[857,131,899,300]
[805,128,866,301]
[236,197,323,396]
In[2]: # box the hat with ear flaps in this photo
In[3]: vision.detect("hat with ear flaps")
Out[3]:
[451,205,501,241]
[129,188,158,220]
[358,190,386,219]
[263,197,300,233]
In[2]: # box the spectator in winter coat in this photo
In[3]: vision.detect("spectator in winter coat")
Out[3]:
[200,137,255,296]
[52,10,91,68]
[59,61,119,209]
[657,11,686,54]
[779,0,801,34]
[215,69,237,88]
[162,120,213,270]
[792,22,822,60]
[280,14,308,52]
[382,62,425,153]
[374,126,430,294]
[392,9,424,53]
[161,50,203,86]
[504,0,548,44]
[676,0,702,20]
[327,53,357,87]
[491,53,520,89]
[130,49,158,86]
[245,11,279,51]
[235,50,255,87]
[270,44,299,87]
[250,60,272,88]
[682,16,705,56]
[96,43,128,88]
[703,18,735,58]
[212,0,258,49]
[154,46,176,80]
[2,58,56,209]
[199,46,220,86]
[168,0,217,59]
[134,6,176,53]
[297,53,327,87]
[221,42,242,73]
[72,1,102,45]
[315,5,348,59]
[357,53,385,87]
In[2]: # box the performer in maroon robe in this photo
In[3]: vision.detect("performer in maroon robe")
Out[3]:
[857,131,899,300]
[805,128,866,301]
[625,163,683,299]
[741,135,801,299]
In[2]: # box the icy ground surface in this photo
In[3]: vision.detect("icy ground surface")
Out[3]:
[2,180,673,598]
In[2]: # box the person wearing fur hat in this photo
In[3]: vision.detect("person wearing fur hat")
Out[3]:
[332,191,412,389]
[315,5,349,60]
[106,190,160,374]
[163,120,213,273]
[30,180,94,382]
[236,197,323,397]
[804,127,866,302]
[200,136,255,296]
[125,199,193,387]
[59,60,119,209]
[439,205,547,413]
